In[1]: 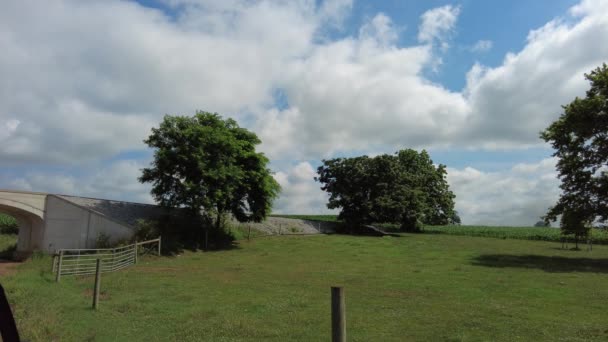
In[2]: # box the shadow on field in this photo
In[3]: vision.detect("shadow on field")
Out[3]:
[471,254,608,273]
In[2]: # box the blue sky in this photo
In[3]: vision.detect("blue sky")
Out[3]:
[1,0,607,225]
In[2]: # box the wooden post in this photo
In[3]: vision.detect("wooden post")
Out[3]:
[134,241,138,264]
[247,225,251,241]
[157,237,162,256]
[319,222,322,233]
[93,259,101,310]
[55,251,64,282]
[52,254,57,273]
[331,286,346,342]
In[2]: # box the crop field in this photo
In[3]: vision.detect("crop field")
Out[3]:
[2,232,608,341]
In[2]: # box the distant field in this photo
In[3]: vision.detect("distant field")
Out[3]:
[424,225,608,244]
[4,233,608,341]
[270,214,339,222]
[272,215,608,244]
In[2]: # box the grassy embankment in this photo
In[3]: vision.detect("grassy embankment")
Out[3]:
[3,231,608,341]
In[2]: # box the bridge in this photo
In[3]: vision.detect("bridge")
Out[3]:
[0,190,165,260]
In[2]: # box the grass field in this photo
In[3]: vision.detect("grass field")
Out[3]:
[3,232,608,341]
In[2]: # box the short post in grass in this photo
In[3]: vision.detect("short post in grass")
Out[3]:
[93,259,101,310]
[52,253,57,273]
[248,225,251,241]
[55,250,64,282]
[279,223,282,235]
[331,286,346,342]
[157,236,162,256]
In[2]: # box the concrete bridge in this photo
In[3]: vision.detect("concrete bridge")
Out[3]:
[0,190,165,259]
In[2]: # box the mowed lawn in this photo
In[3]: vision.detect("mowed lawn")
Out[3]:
[3,234,608,341]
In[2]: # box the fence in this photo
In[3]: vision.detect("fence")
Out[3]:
[53,237,161,281]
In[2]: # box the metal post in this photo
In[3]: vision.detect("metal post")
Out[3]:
[93,259,101,310]
[157,237,162,256]
[55,250,64,282]
[331,286,346,342]
[134,241,138,264]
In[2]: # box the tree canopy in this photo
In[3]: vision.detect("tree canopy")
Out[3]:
[139,111,280,233]
[315,149,456,232]
[541,63,608,242]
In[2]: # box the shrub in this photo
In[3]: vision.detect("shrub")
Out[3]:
[95,232,112,249]
[0,214,18,235]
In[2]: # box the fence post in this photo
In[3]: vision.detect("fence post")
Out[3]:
[55,250,64,282]
[157,237,162,256]
[93,259,101,310]
[248,225,251,241]
[52,254,57,273]
[331,286,346,342]
[134,241,138,264]
[279,223,282,235]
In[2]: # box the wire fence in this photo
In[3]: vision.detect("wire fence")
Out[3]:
[53,237,161,281]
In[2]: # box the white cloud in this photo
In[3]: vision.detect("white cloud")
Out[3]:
[471,39,493,52]
[2,0,606,163]
[272,162,333,214]
[0,0,606,225]
[6,160,153,203]
[418,5,461,50]
[461,1,608,149]
[447,158,560,226]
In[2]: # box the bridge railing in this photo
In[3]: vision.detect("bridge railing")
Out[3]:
[52,237,161,281]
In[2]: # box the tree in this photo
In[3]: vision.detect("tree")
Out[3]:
[534,220,550,228]
[315,149,455,232]
[139,111,280,247]
[541,64,608,245]
[451,211,462,225]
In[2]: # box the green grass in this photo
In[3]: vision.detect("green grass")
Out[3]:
[4,234,608,341]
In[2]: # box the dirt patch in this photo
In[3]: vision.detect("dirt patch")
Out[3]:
[0,260,20,276]
[83,288,110,300]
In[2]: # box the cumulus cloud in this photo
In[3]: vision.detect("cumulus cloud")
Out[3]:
[471,39,493,52]
[2,0,606,163]
[1,0,606,225]
[447,158,560,226]
[418,5,461,50]
[5,160,153,203]
[272,162,333,214]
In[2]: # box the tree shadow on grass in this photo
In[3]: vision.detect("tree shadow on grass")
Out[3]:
[471,254,608,273]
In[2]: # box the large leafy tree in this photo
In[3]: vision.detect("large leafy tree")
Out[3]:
[316,149,456,232]
[541,64,608,245]
[140,111,280,240]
